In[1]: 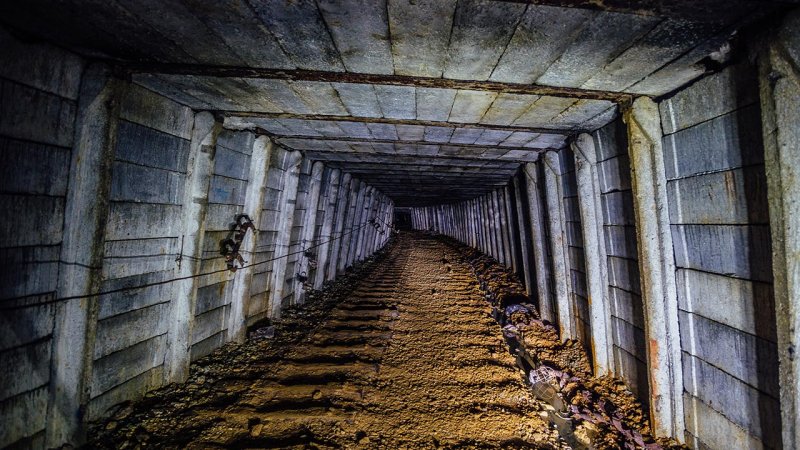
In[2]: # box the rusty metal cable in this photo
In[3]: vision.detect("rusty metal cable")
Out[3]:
[0,221,380,311]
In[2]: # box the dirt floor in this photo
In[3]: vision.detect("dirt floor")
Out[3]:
[89,232,679,449]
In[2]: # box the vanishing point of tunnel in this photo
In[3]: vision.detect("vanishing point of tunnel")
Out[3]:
[1,1,799,449]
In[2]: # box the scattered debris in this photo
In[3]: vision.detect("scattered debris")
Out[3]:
[444,236,687,450]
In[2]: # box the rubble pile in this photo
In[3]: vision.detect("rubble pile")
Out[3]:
[444,236,685,450]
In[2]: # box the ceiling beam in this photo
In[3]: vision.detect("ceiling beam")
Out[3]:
[274,136,557,153]
[334,170,514,178]
[319,162,517,171]
[121,65,632,102]
[303,152,522,167]
[227,114,579,135]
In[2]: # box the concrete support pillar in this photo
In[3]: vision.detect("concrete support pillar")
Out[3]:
[503,186,520,273]
[347,184,367,266]
[328,173,351,279]
[484,196,494,256]
[268,151,303,318]
[475,200,483,251]
[482,196,493,257]
[294,161,324,304]
[495,189,514,269]
[543,151,574,340]
[46,64,121,448]
[523,162,553,322]
[491,191,506,264]
[487,195,498,260]
[356,187,375,261]
[166,111,222,383]
[469,201,477,249]
[572,134,613,375]
[475,199,485,251]
[373,197,386,251]
[623,97,684,439]
[467,203,472,245]
[227,135,272,343]
[354,187,370,261]
[315,169,341,288]
[369,197,381,253]
[758,14,800,449]
[340,179,361,270]
[513,174,536,297]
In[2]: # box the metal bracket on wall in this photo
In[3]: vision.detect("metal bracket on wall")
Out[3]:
[220,214,255,272]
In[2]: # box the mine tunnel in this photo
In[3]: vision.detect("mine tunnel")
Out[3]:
[1,1,799,449]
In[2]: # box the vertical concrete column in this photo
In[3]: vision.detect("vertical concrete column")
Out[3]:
[495,192,507,263]
[466,201,475,247]
[490,191,504,263]
[623,97,684,439]
[47,64,121,447]
[328,173,351,279]
[227,135,272,343]
[495,190,510,266]
[166,111,222,383]
[469,201,477,248]
[758,14,800,449]
[484,195,493,256]
[337,179,358,272]
[293,161,324,304]
[523,162,553,322]
[475,199,485,251]
[513,175,536,297]
[572,134,613,375]
[341,180,362,269]
[357,188,375,261]
[268,151,303,318]
[315,169,341,288]
[503,186,520,273]
[354,187,370,261]
[366,193,378,255]
[487,194,498,259]
[348,184,368,265]
[543,151,575,340]
[375,197,387,250]
[473,199,481,249]
[369,197,382,253]
[481,196,492,256]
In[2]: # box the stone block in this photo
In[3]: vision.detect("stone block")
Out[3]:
[671,224,772,282]
[91,334,166,398]
[115,121,190,172]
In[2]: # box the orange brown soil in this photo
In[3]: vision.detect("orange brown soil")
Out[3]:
[89,233,680,449]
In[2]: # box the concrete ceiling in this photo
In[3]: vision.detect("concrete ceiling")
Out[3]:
[1,0,792,206]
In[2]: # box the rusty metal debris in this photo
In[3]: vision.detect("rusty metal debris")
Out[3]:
[220,214,255,272]
[448,235,686,450]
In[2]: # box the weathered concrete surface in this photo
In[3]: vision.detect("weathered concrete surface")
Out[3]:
[523,162,554,323]
[227,136,273,344]
[293,161,324,305]
[328,173,352,279]
[46,64,121,448]
[572,133,613,375]
[314,168,341,288]
[543,151,575,340]
[758,11,800,450]
[623,97,684,440]
[167,111,222,383]
[268,150,303,318]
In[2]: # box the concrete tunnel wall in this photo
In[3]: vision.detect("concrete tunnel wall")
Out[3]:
[0,32,393,448]
[2,10,800,450]
[411,60,783,450]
